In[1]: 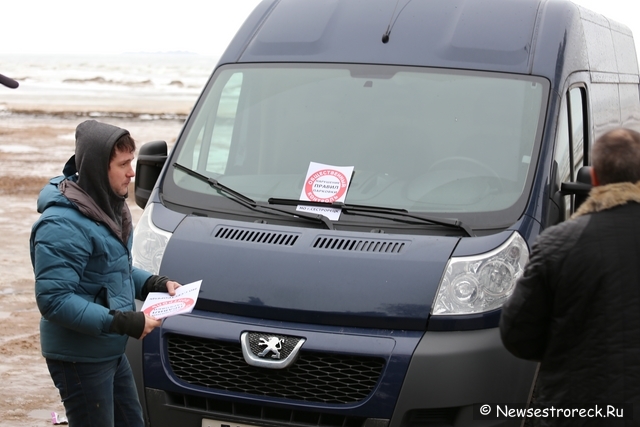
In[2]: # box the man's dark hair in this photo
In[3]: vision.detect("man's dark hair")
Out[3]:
[110,133,136,162]
[592,128,640,185]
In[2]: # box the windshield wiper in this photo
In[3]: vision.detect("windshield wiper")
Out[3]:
[268,198,474,237]
[173,163,334,230]
[174,162,254,205]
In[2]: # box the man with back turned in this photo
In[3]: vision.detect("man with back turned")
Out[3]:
[500,128,640,426]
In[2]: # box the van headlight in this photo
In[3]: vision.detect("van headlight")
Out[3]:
[431,232,529,315]
[132,203,172,275]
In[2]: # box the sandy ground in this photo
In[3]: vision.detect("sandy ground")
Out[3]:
[0,111,185,427]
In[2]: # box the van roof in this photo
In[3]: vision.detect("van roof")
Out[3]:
[220,0,638,83]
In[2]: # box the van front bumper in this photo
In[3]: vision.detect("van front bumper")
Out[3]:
[140,314,537,427]
[389,328,538,427]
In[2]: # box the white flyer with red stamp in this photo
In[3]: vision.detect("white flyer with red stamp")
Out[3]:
[140,280,202,319]
[297,162,354,220]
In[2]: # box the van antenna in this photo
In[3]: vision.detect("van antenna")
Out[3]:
[382,0,412,44]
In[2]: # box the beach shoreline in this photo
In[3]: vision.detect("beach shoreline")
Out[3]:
[1,95,196,118]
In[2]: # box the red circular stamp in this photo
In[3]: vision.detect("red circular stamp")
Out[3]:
[304,169,348,202]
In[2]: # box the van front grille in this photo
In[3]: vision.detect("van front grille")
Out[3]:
[166,334,385,404]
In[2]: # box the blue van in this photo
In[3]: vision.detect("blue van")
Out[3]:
[128,0,640,426]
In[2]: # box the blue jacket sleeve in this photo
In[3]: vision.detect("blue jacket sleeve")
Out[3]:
[132,266,153,300]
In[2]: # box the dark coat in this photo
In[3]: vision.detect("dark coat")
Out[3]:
[500,181,640,424]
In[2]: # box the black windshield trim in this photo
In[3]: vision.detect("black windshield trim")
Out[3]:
[268,197,474,236]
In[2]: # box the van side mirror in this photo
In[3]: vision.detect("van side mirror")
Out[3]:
[135,140,167,209]
[560,165,592,209]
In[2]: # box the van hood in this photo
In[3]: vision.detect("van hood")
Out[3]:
[159,216,460,330]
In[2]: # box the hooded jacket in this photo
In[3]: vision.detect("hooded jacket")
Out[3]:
[499,181,640,423]
[30,120,153,362]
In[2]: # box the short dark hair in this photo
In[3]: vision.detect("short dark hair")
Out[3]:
[110,133,136,162]
[592,128,640,185]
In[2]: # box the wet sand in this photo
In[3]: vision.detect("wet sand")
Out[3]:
[0,107,186,426]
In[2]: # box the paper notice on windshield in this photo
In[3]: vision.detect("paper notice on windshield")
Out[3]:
[298,162,354,220]
[140,280,202,319]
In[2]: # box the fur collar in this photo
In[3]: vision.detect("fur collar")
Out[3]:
[572,181,640,218]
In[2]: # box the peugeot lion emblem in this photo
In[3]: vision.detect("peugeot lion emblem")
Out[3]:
[241,332,306,369]
[258,337,285,359]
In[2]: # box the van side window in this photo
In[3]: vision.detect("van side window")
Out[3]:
[554,86,587,220]
[555,96,571,220]
[569,88,586,178]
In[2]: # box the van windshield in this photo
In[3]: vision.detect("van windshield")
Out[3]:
[166,63,548,230]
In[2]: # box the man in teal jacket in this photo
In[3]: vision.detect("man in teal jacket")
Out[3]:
[31,120,181,427]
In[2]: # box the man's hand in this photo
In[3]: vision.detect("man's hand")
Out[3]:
[140,314,162,339]
[166,280,182,296]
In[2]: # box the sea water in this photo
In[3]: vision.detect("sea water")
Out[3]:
[0,53,218,118]
[0,53,220,181]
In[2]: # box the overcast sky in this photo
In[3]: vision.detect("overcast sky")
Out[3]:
[0,0,638,58]
[0,1,262,56]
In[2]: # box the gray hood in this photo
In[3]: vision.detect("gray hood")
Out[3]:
[66,120,130,229]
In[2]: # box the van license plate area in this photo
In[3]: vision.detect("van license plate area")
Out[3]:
[202,418,263,427]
